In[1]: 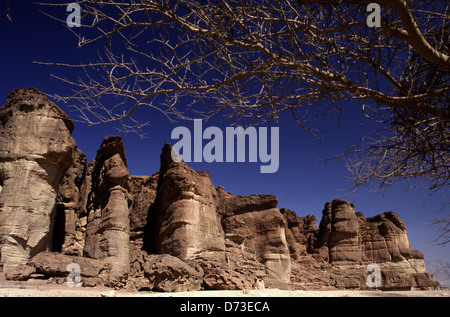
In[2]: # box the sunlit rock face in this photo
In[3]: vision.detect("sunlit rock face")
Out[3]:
[218,193,291,283]
[55,147,88,256]
[0,88,76,271]
[153,144,226,264]
[312,199,437,290]
[83,136,132,285]
[317,199,361,263]
[229,209,291,282]
[0,88,440,291]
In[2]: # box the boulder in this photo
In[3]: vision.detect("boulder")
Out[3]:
[143,254,203,292]
[203,268,258,290]
[28,251,110,286]
[280,208,318,259]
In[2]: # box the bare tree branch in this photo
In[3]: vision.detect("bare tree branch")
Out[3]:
[5,0,12,23]
[37,1,450,244]
[36,0,449,150]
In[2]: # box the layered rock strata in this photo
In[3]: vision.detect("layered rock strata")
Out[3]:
[0,88,440,291]
[0,88,76,271]
[83,136,132,285]
[153,144,226,265]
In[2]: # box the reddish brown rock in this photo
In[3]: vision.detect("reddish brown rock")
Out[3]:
[153,144,226,264]
[203,268,259,290]
[280,208,318,259]
[217,191,279,217]
[223,209,291,283]
[312,199,439,290]
[5,264,36,281]
[142,254,203,292]
[361,211,411,262]
[54,148,88,256]
[317,199,361,263]
[28,251,111,286]
[129,173,158,242]
[0,88,76,271]
[0,89,440,291]
[83,136,132,285]
[220,193,291,284]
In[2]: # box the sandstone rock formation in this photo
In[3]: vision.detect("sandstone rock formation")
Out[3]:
[0,88,440,291]
[153,144,226,265]
[83,136,133,286]
[219,193,291,283]
[0,88,76,271]
[141,254,203,292]
[54,148,88,256]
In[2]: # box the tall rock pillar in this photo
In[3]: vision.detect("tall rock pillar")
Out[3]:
[83,136,132,285]
[0,88,76,271]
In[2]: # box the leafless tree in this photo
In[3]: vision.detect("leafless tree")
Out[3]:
[4,0,12,22]
[429,218,450,246]
[38,1,449,243]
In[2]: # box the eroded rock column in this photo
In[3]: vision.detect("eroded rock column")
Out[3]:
[154,144,226,264]
[0,88,76,271]
[83,136,132,284]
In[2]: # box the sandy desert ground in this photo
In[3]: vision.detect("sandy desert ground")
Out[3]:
[0,281,448,297]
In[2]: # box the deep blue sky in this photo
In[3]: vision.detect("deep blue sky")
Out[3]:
[0,1,448,263]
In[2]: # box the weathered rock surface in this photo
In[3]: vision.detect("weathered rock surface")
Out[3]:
[153,144,226,265]
[310,199,439,290]
[222,205,291,283]
[83,136,132,285]
[0,88,76,271]
[203,268,262,290]
[281,208,318,259]
[54,148,88,256]
[129,174,158,242]
[0,88,440,291]
[426,260,450,287]
[28,251,111,286]
[142,254,203,292]
[317,199,361,263]
[5,264,36,281]
[29,251,109,278]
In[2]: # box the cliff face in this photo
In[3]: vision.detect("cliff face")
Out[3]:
[0,88,440,291]
[0,88,76,271]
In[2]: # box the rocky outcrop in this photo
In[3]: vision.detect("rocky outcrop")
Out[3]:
[310,199,439,290]
[281,208,318,259]
[141,254,203,292]
[0,88,76,271]
[130,174,158,243]
[153,144,226,265]
[219,193,291,283]
[83,136,132,285]
[0,88,440,291]
[54,148,88,256]
[317,199,361,263]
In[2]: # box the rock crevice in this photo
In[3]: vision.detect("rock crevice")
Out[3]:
[0,88,440,291]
